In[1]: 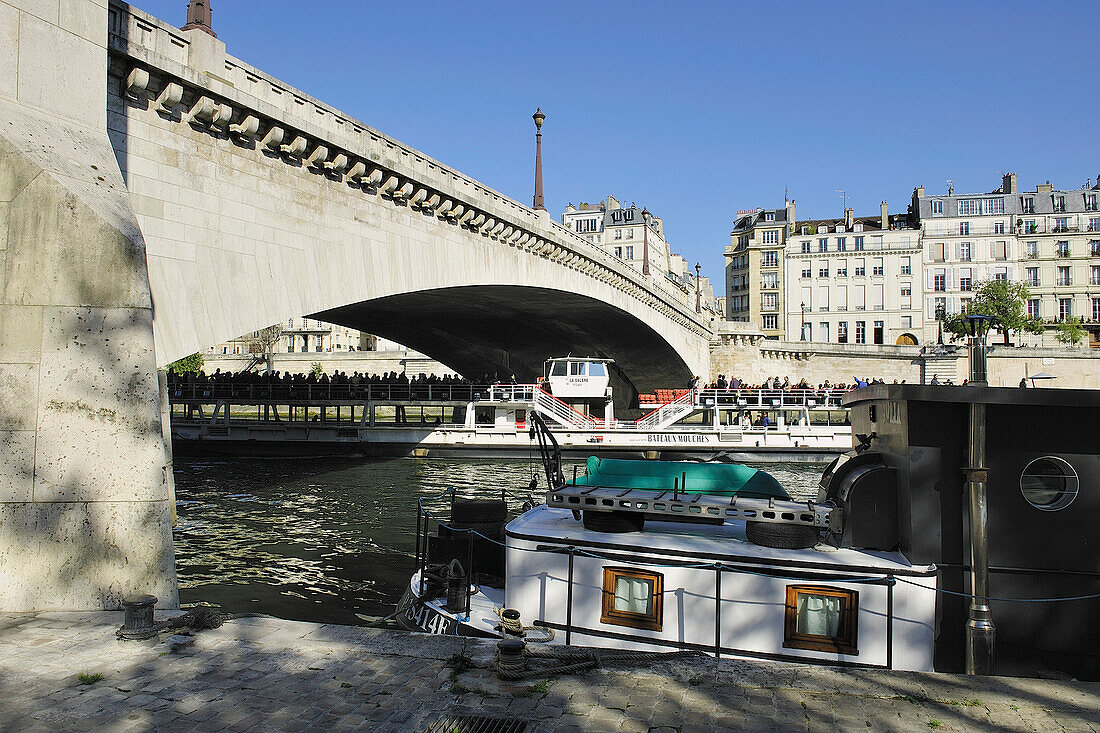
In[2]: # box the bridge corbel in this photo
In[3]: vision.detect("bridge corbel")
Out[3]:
[325,153,349,173]
[155,82,183,115]
[346,161,366,181]
[459,209,476,225]
[377,174,399,195]
[280,135,308,158]
[363,167,383,188]
[470,213,486,228]
[436,198,454,216]
[490,221,506,238]
[260,125,284,151]
[448,204,465,220]
[125,67,150,98]
[408,187,428,207]
[305,144,329,169]
[229,114,260,140]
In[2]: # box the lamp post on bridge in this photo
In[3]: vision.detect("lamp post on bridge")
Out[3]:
[641,207,651,276]
[532,108,545,211]
[182,0,216,37]
[695,263,702,314]
[800,301,807,341]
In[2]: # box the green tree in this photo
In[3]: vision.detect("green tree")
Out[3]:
[1054,316,1085,346]
[167,352,204,375]
[310,361,324,379]
[942,280,1044,345]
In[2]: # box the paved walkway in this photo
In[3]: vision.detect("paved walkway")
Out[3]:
[0,612,1097,732]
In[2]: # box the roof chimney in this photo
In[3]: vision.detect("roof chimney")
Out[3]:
[1002,172,1017,194]
[881,201,889,229]
[785,199,796,233]
[844,207,854,229]
[1037,181,1053,193]
[916,185,925,198]
[182,1,216,37]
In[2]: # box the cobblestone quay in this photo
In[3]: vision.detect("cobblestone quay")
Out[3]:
[1,613,1097,732]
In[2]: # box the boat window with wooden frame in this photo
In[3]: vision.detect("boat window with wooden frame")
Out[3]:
[783,585,858,655]
[601,567,663,631]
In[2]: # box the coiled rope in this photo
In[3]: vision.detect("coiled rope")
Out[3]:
[495,608,554,643]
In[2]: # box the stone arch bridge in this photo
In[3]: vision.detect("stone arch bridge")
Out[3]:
[108,4,711,394]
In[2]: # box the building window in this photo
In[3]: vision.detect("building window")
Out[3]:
[901,286,912,298]
[993,241,1008,261]
[1056,241,1070,257]
[853,237,865,252]
[626,229,634,239]
[762,293,778,311]
[625,246,634,259]
[601,568,663,631]
[900,257,911,276]
[959,242,971,262]
[818,266,830,278]
[854,259,866,277]
[762,273,779,289]
[762,230,779,244]
[837,322,848,343]
[959,222,970,236]
[872,258,884,276]
[762,314,778,330]
[761,251,779,267]
[801,267,812,279]
[934,273,946,292]
[801,242,812,253]
[1026,267,1039,287]
[993,269,1007,282]
[1093,298,1100,321]
[614,246,622,258]
[1053,195,1066,213]
[1054,218,1069,233]
[1086,194,1098,212]
[855,321,866,344]
[960,273,972,292]
[1091,241,1100,256]
[836,266,847,277]
[1090,218,1100,233]
[614,229,622,240]
[994,221,1005,234]
[931,200,943,215]
[1057,267,1071,286]
[1091,265,1100,286]
[902,316,913,328]
[1026,241,1038,258]
[839,237,849,252]
[819,322,830,342]
[1059,298,1072,321]
[817,238,828,252]
[764,211,775,221]
[935,298,947,319]
[1022,197,1034,214]
[784,585,859,654]
[931,242,946,262]
[873,321,884,345]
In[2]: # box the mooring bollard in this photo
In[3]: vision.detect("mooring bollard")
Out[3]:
[117,595,158,640]
[495,638,527,679]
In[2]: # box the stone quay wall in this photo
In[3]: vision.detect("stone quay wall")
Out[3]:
[710,337,1100,388]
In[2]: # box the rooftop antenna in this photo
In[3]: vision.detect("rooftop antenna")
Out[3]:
[784,185,789,204]
[946,179,955,195]
[834,189,848,215]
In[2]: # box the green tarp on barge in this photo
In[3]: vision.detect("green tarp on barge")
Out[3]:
[569,456,789,500]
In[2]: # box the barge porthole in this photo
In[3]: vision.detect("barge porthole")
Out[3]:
[1020,456,1079,511]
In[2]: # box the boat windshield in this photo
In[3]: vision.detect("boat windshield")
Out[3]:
[589,362,607,377]
[550,361,567,376]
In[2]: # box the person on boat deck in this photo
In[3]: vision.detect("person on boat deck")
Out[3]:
[853,376,869,388]
[930,374,940,385]
[729,375,742,389]
[689,375,700,389]
[754,413,771,427]
[716,374,728,390]
[1019,378,1028,388]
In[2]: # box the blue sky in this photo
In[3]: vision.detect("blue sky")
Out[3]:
[136,1,1100,281]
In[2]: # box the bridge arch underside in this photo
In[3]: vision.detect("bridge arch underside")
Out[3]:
[315,286,692,405]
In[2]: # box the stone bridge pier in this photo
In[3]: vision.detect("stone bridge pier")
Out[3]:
[0,0,177,610]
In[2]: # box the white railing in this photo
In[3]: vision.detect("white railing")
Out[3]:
[634,390,697,430]
[533,388,598,429]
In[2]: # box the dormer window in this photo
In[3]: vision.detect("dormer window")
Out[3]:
[801,226,809,234]
[764,212,776,222]
[1053,195,1066,213]
[1022,197,1034,213]
[853,223,863,232]
[931,200,943,215]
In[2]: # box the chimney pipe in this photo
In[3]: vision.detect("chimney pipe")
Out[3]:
[881,201,889,230]
[1002,172,1017,194]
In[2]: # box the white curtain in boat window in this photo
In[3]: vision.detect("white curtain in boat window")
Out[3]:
[796,593,841,636]
[614,577,652,614]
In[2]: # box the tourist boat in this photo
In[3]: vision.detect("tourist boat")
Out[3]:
[170,355,853,463]
[397,334,1100,680]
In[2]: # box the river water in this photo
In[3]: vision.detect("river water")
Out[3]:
[173,456,825,626]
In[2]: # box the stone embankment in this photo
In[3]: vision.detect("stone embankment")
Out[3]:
[1,612,1097,732]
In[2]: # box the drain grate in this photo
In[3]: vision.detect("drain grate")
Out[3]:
[424,713,528,733]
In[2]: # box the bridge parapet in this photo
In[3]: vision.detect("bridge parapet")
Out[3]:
[106,1,710,339]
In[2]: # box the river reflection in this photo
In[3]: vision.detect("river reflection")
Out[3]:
[173,456,824,626]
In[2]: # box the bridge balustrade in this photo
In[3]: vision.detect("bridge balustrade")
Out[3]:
[693,388,849,410]
[166,382,546,404]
